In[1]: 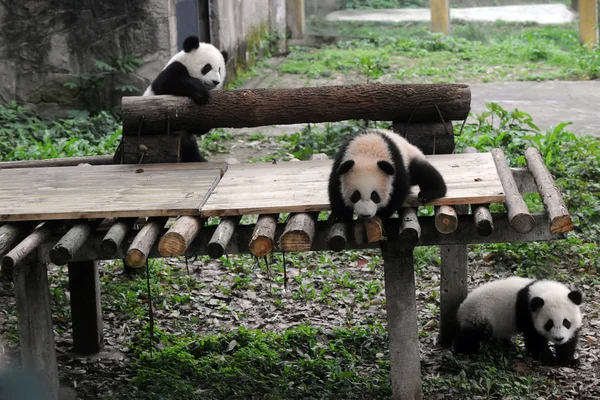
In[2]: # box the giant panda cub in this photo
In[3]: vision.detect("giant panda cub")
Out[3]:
[454,276,583,367]
[328,128,447,223]
[143,35,228,162]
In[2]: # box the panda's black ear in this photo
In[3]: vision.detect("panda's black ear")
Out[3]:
[530,297,544,312]
[183,36,200,52]
[377,160,395,175]
[568,290,582,305]
[221,50,229,63]
[338,160,355,175]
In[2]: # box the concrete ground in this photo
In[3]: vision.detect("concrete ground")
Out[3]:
[325,4,576,25]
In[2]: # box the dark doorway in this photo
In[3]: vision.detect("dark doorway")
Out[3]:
[175,0,211,50]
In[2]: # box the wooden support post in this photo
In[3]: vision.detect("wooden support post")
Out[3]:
[13,256,60,400]
[579,0,598,48]
[68,261,103,355]
[286,0,305,39]
[249,214,279,257]
[524,147,574,234]
[382,242,423,400]
[158,216,203,257]
[438,244,468,347]
[491,148,535,234]
[431,0,450,35]
[207,216,242,259]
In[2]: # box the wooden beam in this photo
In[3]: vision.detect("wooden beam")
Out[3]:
[68,261,104,355]
[327,222,348,252]
[382,243,423,400]
[101,218,138,256]
[125,217,168,268]
[34,213,559,264]
[279,213,317,252]
[524,148,574,234]
[49,220,101,265]
[13,256,60,400]
[158,216,203,257]
[2,221,61,270]
[399,208,421,246]
[0,155,113,170]
[392,122,455,155]
[121,84,471,135]
[435,205,458,234]
[249,214,279,257]
[491,149,535,234]
[207,216,242,259]
[431,0,450,35]
[473,205,494,236]
[579,0,599,48]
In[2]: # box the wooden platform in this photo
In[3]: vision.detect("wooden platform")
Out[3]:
[0,153,505,222]
[201,152,505,217]
[0,163,226,222]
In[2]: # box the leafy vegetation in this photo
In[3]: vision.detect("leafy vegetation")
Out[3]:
[299,22,600,82]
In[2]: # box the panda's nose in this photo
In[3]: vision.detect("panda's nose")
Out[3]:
[212,80,220,86]
[554,336,564,343]
[358,214,371,219]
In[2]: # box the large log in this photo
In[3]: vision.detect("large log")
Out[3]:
[524,147,573,234]
[2,221,61,269]
[279,213,317,252]
[158,216,203,257]
[249,214,279,257]
[101,217,138,256]
[121,84,471,135]
[125,217,168,268]
[207,216,242,259]
[49,220,101,265]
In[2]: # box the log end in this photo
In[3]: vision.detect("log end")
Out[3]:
[435,212,458,234]
[399,228,420,246]
[365,217,384,243]
[100,240,119,257]
[125,249,148,269]
[249,236,273,258]
[207,242,225,259]
[476,220,494,237]
[158,233,187,257]
[510,213,536,234]
[550,215,574,234]
[1,255,15,270]
[280,231,311,252]
[49,246,71,266]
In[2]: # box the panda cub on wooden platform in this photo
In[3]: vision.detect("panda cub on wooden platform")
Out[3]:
[328,128,447,223]
[143,35,228,162]
[454,276,583,367]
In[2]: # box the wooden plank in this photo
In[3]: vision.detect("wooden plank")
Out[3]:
[0,163,226,222]
[13,256,60,400]
[201,153,505,217]
[0,155,114,170]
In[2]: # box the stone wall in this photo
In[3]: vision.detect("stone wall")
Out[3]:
[0,0,177,117]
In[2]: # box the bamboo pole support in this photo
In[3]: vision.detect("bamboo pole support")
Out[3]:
[524,147,574,234]
[125,217,168,268]
[158,216,203,257]
[49,220,101,265]
[2,221,61,269]
[207,216,242,259]
[327,222,348,252]
[491,148,535,234]
[101,217,138,256]
[435,205,458,234]
[249,214,278,257]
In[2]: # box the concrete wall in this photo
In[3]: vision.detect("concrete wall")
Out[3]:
[0,0,178,117]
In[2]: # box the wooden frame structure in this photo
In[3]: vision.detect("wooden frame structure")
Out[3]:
[0,83,573,400]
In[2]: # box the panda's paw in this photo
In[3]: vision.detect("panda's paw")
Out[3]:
[191,92,210,106]
[559,357,580,368]
[418,189,443,204]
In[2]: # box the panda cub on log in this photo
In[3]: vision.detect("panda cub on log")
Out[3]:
[454,276,583,367]
[143,35,228,162]
[328,128,447,223]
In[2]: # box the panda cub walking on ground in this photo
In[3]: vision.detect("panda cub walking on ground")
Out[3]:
[143,35,228,162]
[328,128,447,223]
[454,276,583,367]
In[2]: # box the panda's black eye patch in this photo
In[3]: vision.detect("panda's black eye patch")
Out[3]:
[563,319,571,329]
[201,64,212,75]
[544,320,554,331]
[371,191,381,204]
[350,190,361,203]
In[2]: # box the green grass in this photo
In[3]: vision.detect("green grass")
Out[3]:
[296,21,600,82]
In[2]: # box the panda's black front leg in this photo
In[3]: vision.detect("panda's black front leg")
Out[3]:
[453,326,485,355]
[523,330,556,365]
[184,77,212,106]
[409,158,447,204]
[554,331,580,367]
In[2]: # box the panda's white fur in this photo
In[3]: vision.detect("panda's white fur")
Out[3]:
[454,276,583,367]
[143,41,226,96]
[328,128,447,223]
